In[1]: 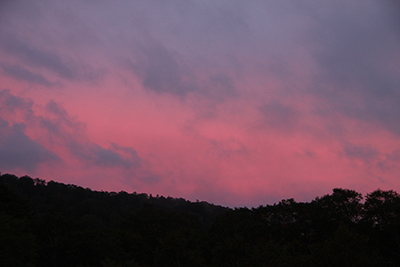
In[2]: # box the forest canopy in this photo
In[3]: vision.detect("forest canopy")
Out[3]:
[1,173,400,267]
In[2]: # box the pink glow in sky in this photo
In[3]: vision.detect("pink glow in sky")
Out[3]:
[1,0,400,207]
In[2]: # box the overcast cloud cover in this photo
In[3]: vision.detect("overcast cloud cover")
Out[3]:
[0,0,399,206]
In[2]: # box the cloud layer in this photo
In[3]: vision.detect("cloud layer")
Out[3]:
[0,0,399,206]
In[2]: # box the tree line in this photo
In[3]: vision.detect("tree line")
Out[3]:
[1,173,400,266]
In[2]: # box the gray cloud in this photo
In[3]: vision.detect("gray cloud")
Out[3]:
[206,73,237,101]
[0,89,34,119]
[0,0,399,206]
[127,44,197,97]
[39,100,143,169]
[205,137,248,159]
[42,100,86,136]
[0,35,107,84]
[138,174,162,184]
[111,142,141,161]
[307,0,400,134]
[259,101,301,132]
[126,43,240,104]
[94,144,141,169]
[381,0,400,32]
[377,149,400,170]
[125,44,241,106]
[1,90,144,172]
[0,90,60,171]
[386,149,400,163]
[342,142,379,165]
[69,142,141,169]
[1,63,53,87]
[0,120,60,172]
[0,36,77,80]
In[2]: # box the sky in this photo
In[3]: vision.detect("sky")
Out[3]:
[0,0,400,207]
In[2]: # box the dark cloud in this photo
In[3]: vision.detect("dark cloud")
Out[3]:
[40,101,143,169]
[138,174,162,184]
[128,44,197,96]
[0,119,60,172]
[386,149,400,162]
[4,1,244,103]
[91,144,139,169]
[0,90,60,171]
[45,99,69,118]
[303,149,317,158]
[202,3,250,40]
[111,142,141,161]
[1,90,144,172]
[342,142,379,164]
[259,101,301,132]
[307,1,400,135]
[1,63,53,87]
[0,36,77,79]
[126,44,239,105]
[0,35,106,83]
[206,73,237,101]
[377,149,400,170]
[381,0,400,33]
[36,100,86,146]
[68,142,141,169]
[0,89,34,119]
[206,138,248,159]
[42,100,85,136]
[0,0,14,11]
[267,58,292,78]
[0,1,41,26]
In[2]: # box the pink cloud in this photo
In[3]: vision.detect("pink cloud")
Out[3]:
[0,0,400,207]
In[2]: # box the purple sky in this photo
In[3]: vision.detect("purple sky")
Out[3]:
[0,0,400,207]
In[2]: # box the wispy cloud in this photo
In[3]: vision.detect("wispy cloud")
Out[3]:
[0,0,400,206]
[0,119,60,172]
[0,90,147,180]
[1,64,53,87]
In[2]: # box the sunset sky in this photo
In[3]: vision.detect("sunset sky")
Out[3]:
[1,0,400,207]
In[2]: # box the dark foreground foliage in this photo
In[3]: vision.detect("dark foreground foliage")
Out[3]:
[1,173,400,266]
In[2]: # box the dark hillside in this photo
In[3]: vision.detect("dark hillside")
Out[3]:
[1,173,400,266]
